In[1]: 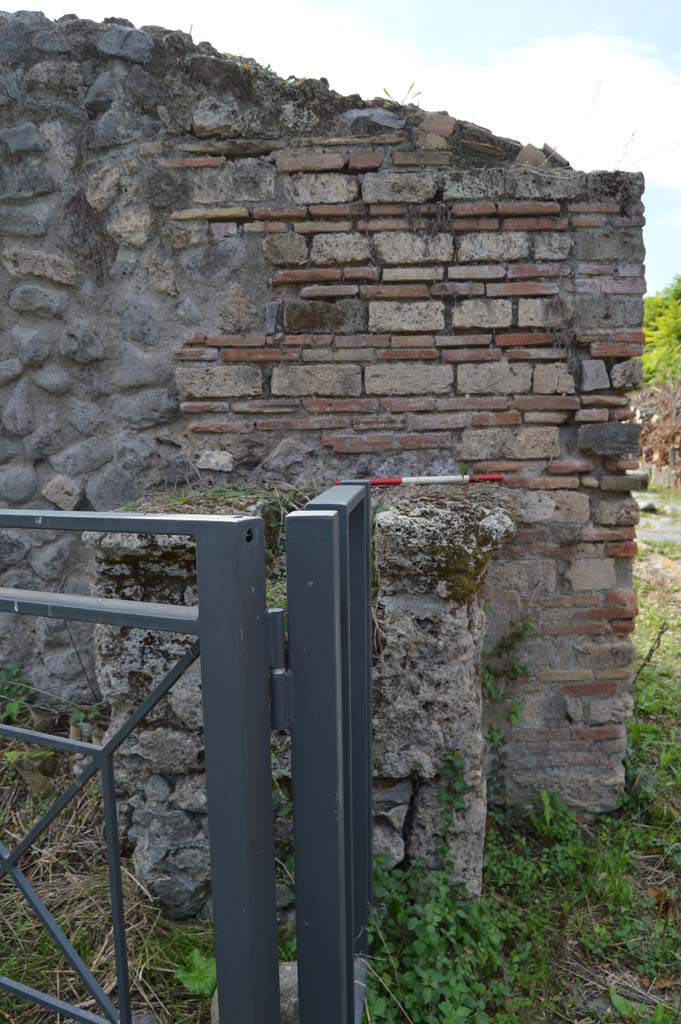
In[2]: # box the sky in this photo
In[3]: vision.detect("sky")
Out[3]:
[9,0,681,295]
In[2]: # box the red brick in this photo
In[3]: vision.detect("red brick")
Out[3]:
[581,395,630,407]
[471,411,522,426]
[368,205,404,216]
[542,623,606,635]
[590,343,644,358]
[612,620,636,635]
[304,398,377,412]
[574,607,637,622]
[507,263,570,279]
[507,348,561,361]
[580,527,635,541]
[393,151,452,166]
[604,458,639,471]
[335,334,390,348]
[568,202,620,213]
[356,218,411,231]
[391,336,435,348]
[514,396,580,411]
[205,334,269,347]
[449,217,500,232]
[381,397,437,412]
[221,348,300,362]
[164,156,226,168]
[575,409,609,423]
[253,207,304,220]
[180,401,230,414]
[282,334,332,347]
[450,201,497,217]
[572,725,624,741]
[343,267,381,282]
[348,151,385,171]
[256,415,351,431]
[397,433,451,449]
[174,347,218,361]
[435,334,492,347]
[497,201,561,216]
[276,152,346,172]
[441,348,502,363]
[438,397,508,411]
[190,420,254,433]
[352,414,406,430]
[299,285,359,299]
[322,433,393,453]
[360,285,430,299]
[448,265,506,280]
[273,269,342,284]
[307,204,365,217]
[572,215,608,228]
[377,349,438,361]
[472,460,531,473]
[540,594,600,608]
[547,458,594,474]
[487,282,559,297]
[607,541,638,558]
[496,332,551,347]
[504,217,569,231]
[295,219,352,234]
[561,681,618,696]
[431,282,485,297]
[231,399,300,413]
[408,413,470,430]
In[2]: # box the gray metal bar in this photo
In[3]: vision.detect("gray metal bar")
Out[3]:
[0,508,255,535]
[354,955,368,1024]
[0,758,99,880]
[0,587,199,634]
[287,509,351,1024]
[195,519,280,1024]
[0,722,103,756]
[0,839,118,1023]
[101,755,132,1024]
[341,481,373,953]
[0,976,110,1024]
[268,608,293,731]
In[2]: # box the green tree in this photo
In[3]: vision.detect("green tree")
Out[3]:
[643,276,681,383]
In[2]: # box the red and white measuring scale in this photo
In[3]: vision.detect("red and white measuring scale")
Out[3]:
[336,474,505,486]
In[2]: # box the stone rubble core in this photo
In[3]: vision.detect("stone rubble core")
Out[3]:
[0,12,642,843]
[87,489,515,915]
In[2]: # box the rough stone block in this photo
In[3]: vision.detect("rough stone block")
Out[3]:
[373,231,453,265]
[442,169,506,199]
[452,299,512,328]
[458,362,532,394]
[457,232,530,262]
[518,297,564,327]
[566,558,617,591]
[365,364,453,395]
[192,161,276,204]
[534,233,572,260]
[271,365,362,396]
[580,359,610,392]
[176,366,262,399]
[8,283,67,318]
[574,228,645,262]
[459,427,560,460]
[284,299,367,334]
[610,358,643,390]
[486,559,557,593]
[263,233,308,265]
[362,171,439,203]
[533,363,575,394]
[310,233,371,265]
[577,422,641,456]
[369,301,444,333]
[284,173,358,204]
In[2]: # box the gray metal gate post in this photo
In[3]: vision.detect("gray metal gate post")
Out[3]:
[0,510,279,1024]
[285,483,372,1024]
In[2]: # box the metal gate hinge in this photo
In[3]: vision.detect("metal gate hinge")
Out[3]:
[267,608,294,731]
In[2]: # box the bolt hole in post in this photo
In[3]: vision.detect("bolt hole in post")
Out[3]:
[245,527,254,542]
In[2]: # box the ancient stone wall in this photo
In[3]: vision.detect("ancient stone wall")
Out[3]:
[0,12,644,814]
[88,489,515,915]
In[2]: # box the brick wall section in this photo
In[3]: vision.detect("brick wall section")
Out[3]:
[0,12,644,813]
[170,157,645,813]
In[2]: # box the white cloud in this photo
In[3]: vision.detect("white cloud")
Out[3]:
[15,3,681,188]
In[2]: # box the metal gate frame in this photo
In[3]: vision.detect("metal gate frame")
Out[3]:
[0,481,372,1024]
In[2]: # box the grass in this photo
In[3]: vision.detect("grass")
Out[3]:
[2,554,681,1022]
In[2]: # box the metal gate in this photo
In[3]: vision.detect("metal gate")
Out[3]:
[0,481,372,1024]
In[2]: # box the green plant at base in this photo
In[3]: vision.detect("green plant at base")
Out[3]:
[174,948,217,998]
[0,663,32,723]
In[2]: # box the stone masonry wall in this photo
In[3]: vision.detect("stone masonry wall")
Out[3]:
[0,11,644,813]
[89,489,515,915]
